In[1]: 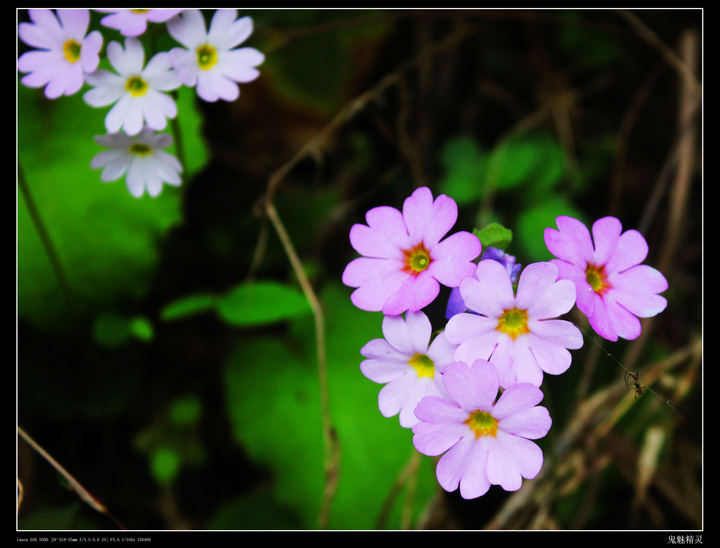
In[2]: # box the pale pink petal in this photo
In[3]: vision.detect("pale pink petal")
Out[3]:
[493,382,543,419]
[515,262,558,310]
[460,260,515,318]
[166,9,207,49]
[435,434,475,492]
[458,440,492,499]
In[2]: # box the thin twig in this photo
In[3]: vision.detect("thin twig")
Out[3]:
[258,23,478,529]
[17,426,126,530]
[617,10,701,98]
[263,203,337,529]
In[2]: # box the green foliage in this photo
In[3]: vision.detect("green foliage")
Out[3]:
[223,283,438,529]
[474,222,513,251]
[206,490,303,530]
[515,196,585,262]
[439,135,488,205]
[17,84,208,332]
[160,281,312,327]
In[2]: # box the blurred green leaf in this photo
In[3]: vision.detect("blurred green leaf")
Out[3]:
[474,222,513,251]
[205,490,303,530]
[128,315,154,342]
[160,293,217,321]
[489,131,566,191]
[150,446,182,486]
[515,196,585,262]
[438,135,488,205]
[92,313,131,348]
[17,86,186,332]
[216,281,311,327]
[168,395,203,427]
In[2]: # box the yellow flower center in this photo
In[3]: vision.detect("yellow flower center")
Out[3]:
[408,353,434,378]
[465,409,498,438]
[131,9,150,13]
[196,44,218,71]
[62,39,81,63]
[496,307,530,340]
[128,143,152,156]
[585,262,611,295]
[125,76,149,97]
[402,242,432,276]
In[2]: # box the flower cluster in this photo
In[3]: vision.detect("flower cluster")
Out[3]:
[18,9,264,198]
[344,187,668,500]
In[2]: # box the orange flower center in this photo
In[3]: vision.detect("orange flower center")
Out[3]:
[496,307,530,340]
[402,242,432,276]
[465,409,498,438]
[586,263,611,295]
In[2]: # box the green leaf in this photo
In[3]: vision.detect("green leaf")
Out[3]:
[488,131,566,191]
[205,491,303,530]
[150,446,182,486]
[474,222,513,251]
[160,293,217,321]
[215,281,311,327]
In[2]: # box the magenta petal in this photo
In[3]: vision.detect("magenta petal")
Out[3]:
[382,273,439,315]
[605,228,649,274]
[609,265,668,317]
[343,257,407,312]
[544,216,594,267]
[349,205,409,259]
[591,216,623,265]
[428,232,482,287]
[402,187,457,247]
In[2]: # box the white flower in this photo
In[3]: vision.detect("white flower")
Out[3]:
[167,9,264,102]
[95,9,184,37]
[18,9,103,99]
[91,128,183,198]
[83,37,181,136]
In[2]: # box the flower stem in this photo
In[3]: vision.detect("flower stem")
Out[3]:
[17,162,76,311]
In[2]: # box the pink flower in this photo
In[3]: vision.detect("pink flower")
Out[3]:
[544,215,668,342]
[360,311,457,428]
[95,9,184,37]
[412,360,551,500]
[167,9,265,103]
[342,187,482,315]
[18,9,103,99]
[445,259,582,388]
